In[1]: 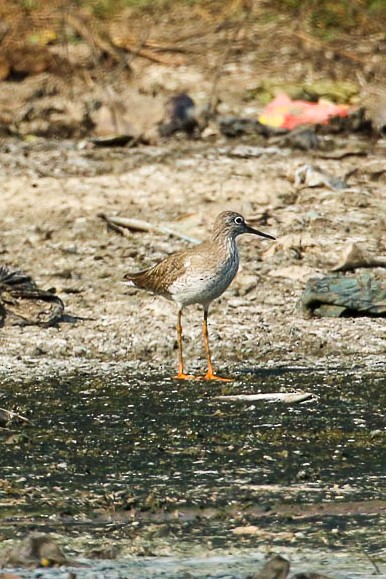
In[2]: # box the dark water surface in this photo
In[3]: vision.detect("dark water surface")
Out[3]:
[1,363,385,576]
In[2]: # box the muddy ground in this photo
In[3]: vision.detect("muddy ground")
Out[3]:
[0,4,385,376]
[1,135,385,377]
[0,5,386,576]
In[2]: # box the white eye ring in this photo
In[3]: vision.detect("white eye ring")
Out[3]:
[234,216,244,225]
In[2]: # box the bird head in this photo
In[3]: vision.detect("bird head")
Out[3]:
[214,211,276,241]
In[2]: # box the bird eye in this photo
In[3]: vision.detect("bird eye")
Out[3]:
[234,216,244,225]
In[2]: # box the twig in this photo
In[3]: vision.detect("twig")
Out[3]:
[317,150,368,160]
[99,215,132,240]
[114,40,185,66]
[59,0,76,99]
[206,13,249,117]
[360,550,381,575]
[294,31,367,64]
[65,12,131,70]
[137,41,194,54]
[0,408,29,423]
[215,392,316,404]
[65,9,132,135]
[98,214,200,245]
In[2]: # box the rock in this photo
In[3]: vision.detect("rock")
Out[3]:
[0,408,10,427]
[16,98,90,139]
[293,165,347,190]
[89,545,119,559]
[232,525,262,535]
[251,555,290,579]
[6,45,53,78]
[1,534,68,567]
[304,80,358,103]
[263,233,317,260]
[219,116,279,137]
[159,93,200,138]
[0,266,64,327]
[91,91,164,143]
[361,85,386,137]
[0,55,10,81]
[268,265,318,282]
[92,101,136,139]
[282,128,319,150]
[245,78,358,105]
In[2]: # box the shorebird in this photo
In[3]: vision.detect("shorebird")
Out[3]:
[124,211,275,381]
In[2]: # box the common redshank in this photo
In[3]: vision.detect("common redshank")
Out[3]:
[124,211,275,381]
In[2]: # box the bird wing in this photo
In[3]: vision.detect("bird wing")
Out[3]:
[124,251,189,298]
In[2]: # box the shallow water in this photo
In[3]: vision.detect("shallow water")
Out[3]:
[1,364,385,576]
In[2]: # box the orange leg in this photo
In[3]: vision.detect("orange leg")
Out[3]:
[202,307,233,382]
[174,308,196,380]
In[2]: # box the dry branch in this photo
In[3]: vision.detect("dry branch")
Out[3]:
[98,214,200,245]
[65,12,131,70]
[294,31,367,64]
[112,37,185,66]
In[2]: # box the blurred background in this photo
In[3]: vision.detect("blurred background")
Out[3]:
[0,0,385,140]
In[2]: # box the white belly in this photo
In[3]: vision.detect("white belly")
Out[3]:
[169,253,239,307]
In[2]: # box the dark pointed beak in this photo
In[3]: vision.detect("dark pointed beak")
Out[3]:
[245,223,276,240]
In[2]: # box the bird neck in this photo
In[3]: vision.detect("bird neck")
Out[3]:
[211,230,239,261]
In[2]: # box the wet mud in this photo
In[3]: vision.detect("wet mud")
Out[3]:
[0,364,385,576]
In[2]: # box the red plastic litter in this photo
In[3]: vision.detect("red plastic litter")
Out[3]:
[259,93,352,130]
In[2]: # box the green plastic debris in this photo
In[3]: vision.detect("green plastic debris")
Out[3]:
[299,271,386,318]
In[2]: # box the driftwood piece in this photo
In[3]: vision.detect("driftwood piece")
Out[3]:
[215,392,316,404]
[0,408,29,425]
[317,149,368,160]
[223,145,283,158]
[331,243,386,272]
[113,38,185,66]
[99,213,200,245]
[92,135,137,147]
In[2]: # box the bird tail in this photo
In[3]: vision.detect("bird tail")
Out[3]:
[123,270,150,290]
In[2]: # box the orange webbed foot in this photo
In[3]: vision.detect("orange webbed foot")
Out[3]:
[202,372,233,382]
[174,372,200,380]
[174,372,234,382]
